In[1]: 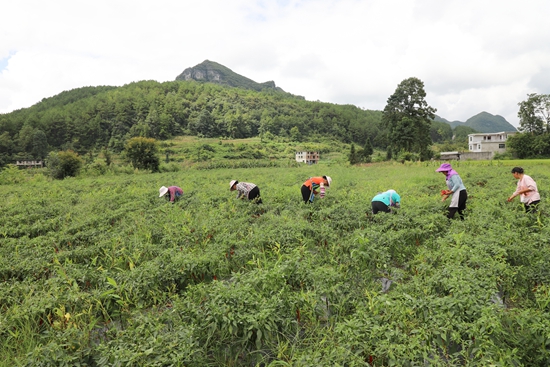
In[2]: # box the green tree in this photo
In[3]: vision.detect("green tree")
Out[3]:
[0,132,15,167]
[349,143,359,165]
[517,93,550,134]
[102,148,112,166]
[17,124,35,152]
[507,133,534,158]
[383,77,436,160]
[359,137,374,163]
[47,150,83,179]
[430,121,453,143]
[124,137,160,172]
[290,126,301,142]
[32,130,49,160]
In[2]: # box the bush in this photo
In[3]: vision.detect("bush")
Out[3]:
[0,164,26,184]
[493,151,513,160]
[124,137,160,172]
[47,150,83,179]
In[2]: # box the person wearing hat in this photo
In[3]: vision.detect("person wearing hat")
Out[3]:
[301,176,332,203]
[229,180,262,204]
[436,163,467,220]
[159,185,183,203]
[371,189,401,214]
[507,166,540,213]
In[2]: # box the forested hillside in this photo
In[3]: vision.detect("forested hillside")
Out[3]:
[0,80,386,167]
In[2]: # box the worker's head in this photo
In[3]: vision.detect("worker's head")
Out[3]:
[159,186,168,197]
[511,167,524,179]
[229,180,238,190]
[436,163,452,174]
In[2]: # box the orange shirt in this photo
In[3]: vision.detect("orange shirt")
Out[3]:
[303,177,325,191]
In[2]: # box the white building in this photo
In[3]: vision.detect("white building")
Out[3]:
[468,131,516,153]
[295,151,319,164]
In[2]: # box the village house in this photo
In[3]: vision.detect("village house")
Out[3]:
[468,131,516,153]
[295,151,319,164]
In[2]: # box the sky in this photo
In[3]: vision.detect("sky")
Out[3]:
[2,0,550,127]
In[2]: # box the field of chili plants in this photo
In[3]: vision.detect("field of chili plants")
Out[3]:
[1,160,549,366]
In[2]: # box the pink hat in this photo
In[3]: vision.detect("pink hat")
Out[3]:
[436,163,452,172]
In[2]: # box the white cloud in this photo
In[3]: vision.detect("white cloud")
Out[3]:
[2,0,550,127]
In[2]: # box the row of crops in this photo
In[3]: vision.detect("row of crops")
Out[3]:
[1,160,549,366]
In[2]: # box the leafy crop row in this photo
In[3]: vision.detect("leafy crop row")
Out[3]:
[1,161,549,366]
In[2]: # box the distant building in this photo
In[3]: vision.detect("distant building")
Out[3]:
[468,131,516,153]
[439,151,461,160]
[295,151,319,164]
[15,160,43,168]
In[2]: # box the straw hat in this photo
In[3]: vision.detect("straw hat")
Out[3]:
[229,180,237,189]
[325,176,332,187]
[159,186,169,197]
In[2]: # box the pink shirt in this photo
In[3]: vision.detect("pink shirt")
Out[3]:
[514,174,540,204]
[167,186,183,202]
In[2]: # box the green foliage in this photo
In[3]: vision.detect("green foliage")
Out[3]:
[383,77,436,159]
[453,125,478,145]
[47,150,83,179]
[430,120,453,143]
[510,94,550,159]
[349,143,359,164]
[355,138,374,163]
[508,132,550,158]
[1,162,549,365]
[517,93,550,134]
[0,164,26,184]
[0,80,389,167]
[124,137,160,172]
[31,130,49,160]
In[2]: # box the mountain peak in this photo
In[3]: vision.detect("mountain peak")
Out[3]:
[435,111,516,133]
[175,60,284,93]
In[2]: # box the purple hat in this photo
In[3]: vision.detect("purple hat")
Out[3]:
[436,163,452,172]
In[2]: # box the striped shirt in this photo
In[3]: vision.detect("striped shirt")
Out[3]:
[235,182,257,199]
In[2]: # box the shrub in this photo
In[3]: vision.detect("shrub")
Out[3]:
[124,137,160,172]
[0,164,26,184]
[47,150,83,179]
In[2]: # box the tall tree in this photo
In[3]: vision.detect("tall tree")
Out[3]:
[382,77,436,160]
[31,130,49,160]
[349,143,359,165]
[517,93,550,134]
[360,137,374,162]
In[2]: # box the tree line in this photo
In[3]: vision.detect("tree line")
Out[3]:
[3,77,540,169]
[508,93,550,158]
[0,80,388,167]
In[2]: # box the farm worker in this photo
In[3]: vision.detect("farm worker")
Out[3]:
[371,189,401,214]
[230,180,262,204]
[436,163,468,220]
[507,167,540,213]
[301,176,332,203]
[159,186,183,203]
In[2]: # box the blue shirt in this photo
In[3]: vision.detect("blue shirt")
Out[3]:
[372,191,401,206]
[447,174,466,193]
